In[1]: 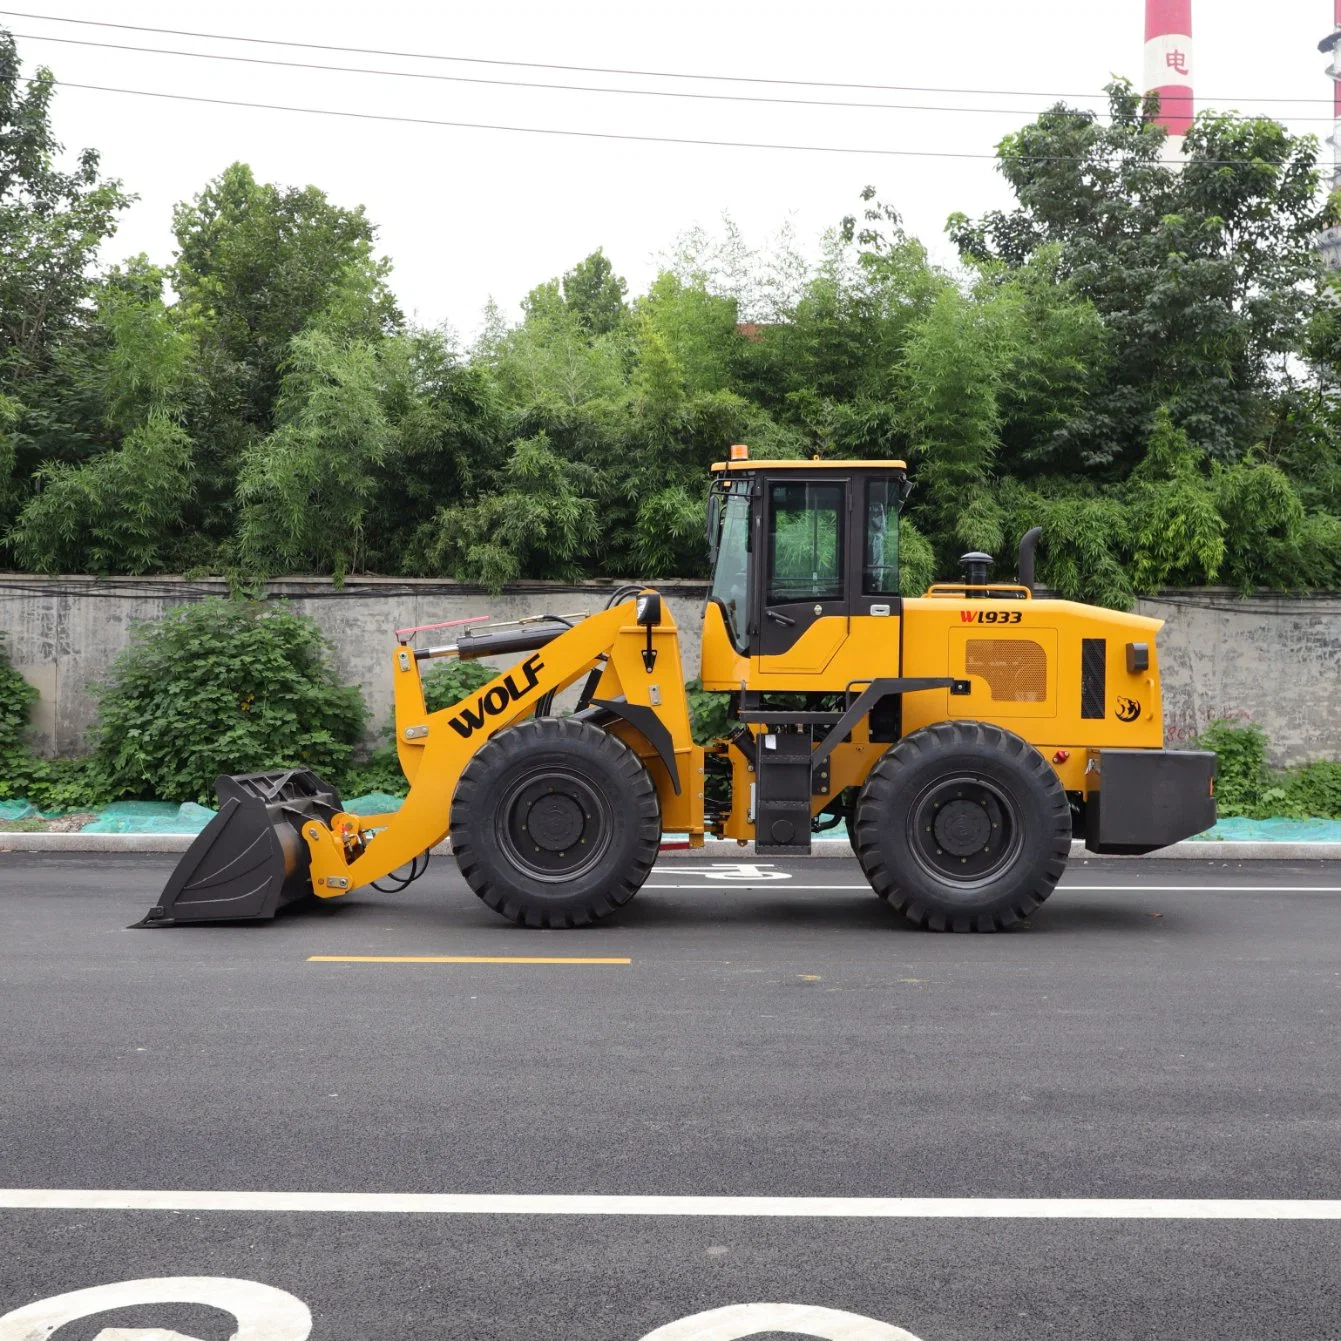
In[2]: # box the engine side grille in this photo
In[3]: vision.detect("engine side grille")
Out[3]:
[1081,638,1107,719]
[965,639,1048,703]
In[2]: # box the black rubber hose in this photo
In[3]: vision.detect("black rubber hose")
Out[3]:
[370,850,431,894]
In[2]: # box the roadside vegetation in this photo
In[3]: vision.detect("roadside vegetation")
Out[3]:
[1193,720,1341,821]
[2,30,1340,607]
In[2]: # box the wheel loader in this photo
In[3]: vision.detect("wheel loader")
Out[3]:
[140,450,1216,933]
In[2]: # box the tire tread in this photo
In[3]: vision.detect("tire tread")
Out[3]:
[854,720,1071,932]
[450,717,661,928]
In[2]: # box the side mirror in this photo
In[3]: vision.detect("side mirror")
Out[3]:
[705,491,722,561]
[635,592,663,627]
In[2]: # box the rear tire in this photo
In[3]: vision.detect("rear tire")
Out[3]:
[450,717,661,927]
[853,720,1070,932]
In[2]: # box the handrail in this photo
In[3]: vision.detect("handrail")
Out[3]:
[923,583,1034,600]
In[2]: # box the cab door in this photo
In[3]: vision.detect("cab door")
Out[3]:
[756,476,850,673]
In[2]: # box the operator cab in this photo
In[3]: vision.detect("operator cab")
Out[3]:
[705,448,909,664]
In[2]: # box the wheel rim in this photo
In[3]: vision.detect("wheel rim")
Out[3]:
[495,765,614,882]
[906,772,1023,886]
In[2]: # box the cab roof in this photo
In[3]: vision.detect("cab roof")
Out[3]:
[710,459,908,473]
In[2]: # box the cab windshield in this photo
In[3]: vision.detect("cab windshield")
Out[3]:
[708,486,751,651]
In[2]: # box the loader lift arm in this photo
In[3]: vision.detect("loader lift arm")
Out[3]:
[140,596,702,925]
[310,598,701,897]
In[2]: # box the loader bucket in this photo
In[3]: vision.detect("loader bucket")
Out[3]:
[136,770,343,927]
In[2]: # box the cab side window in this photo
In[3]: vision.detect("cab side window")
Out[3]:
[863,478,901,596]
[767,481,844,604]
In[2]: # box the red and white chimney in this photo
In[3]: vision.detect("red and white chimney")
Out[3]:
[1144,0,1194,161]
[1321,1,1341,190]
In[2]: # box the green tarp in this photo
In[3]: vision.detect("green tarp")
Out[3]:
[82,801,219,834]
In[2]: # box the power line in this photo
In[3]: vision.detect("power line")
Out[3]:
[0,8,1329,107]
[1,73,1315,166]
[0,31,1127,119]
[0,75,1023,157]
[10,29,1336,124]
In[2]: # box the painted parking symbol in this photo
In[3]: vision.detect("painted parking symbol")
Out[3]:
[638,1302,922,1339]
[702,864,791,882]
[0,1278,922,1341]
[0,1276,311,1341]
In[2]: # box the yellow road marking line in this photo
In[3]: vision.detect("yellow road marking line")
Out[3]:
[307,955,630,965]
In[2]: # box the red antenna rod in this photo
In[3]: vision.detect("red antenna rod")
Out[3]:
[394,615,491,644]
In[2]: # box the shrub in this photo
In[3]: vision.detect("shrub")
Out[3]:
[421,658,500,713]
[0,633,37,762]
[686,677,739,745]
[1194,719,1341,820]
[90,599,367,804]
[1194,719,1269,815]
[339,742,408,800]
[7,756,111,812]
[1262,762,1341,821]
[0,634,39,802]
[0,637,112,811]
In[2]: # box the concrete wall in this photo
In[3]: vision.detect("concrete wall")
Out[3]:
[0,575,712,759]
[1,575,1337,765]
[1137,591,1341,764]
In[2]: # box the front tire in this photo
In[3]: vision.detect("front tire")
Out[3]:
[853,720,1071,932]
[450,717,661,927]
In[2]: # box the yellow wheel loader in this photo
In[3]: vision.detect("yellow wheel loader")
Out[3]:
[140,452,1216,933]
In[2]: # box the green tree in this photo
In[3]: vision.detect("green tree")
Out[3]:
[1125,407,1226,589]
[237,329,395,578]
[0,392,20,532]
[8,266,195,573]
[363,329,506,572]
[410,432,602,590]
[172,163,401,541]
[0,31,132,393]
[173,163,400,416]
[561,248,628,335]
[949,81,1335,467]
[0,29,133,534]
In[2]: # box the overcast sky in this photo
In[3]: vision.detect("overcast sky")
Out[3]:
[4,0,1332,334]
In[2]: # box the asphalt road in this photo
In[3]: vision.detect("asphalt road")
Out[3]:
[2,852,1340,1340]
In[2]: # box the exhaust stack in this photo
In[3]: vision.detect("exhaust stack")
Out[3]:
[1017,526,1043,595]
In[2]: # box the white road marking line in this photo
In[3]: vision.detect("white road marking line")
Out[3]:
[3,1190,1341,1218]
[1067,886,1341,892]
[700,864,792,882]
[639,1302,920,1340]
[654,865,792,882]
[95,1329,196,1340]
[0,1276,310,1340]
[645,884,1341,892]
[1035,886,1341,893]
[95,1330,194,1340]
[647,883,869,890]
